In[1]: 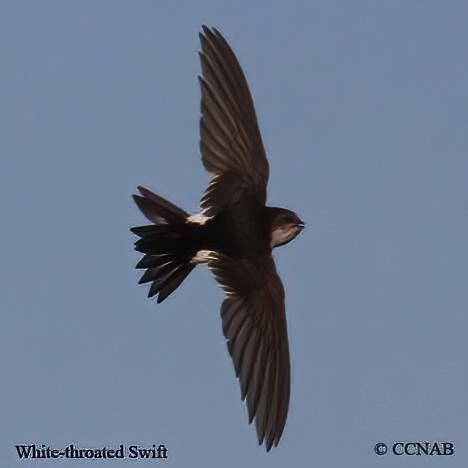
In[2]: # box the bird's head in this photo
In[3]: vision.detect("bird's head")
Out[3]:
[268,208,305,249]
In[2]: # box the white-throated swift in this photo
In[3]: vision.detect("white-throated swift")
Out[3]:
[131,25,304,451]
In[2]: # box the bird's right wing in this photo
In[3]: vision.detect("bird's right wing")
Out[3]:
[208,253,291,451]
[198,26,269,215]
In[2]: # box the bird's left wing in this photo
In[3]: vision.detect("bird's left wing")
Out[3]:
[198,26,270,215]
[208,253,291,451]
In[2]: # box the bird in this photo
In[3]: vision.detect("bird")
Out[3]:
[131,25,304,451]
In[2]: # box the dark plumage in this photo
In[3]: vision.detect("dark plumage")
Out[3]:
[131,25,304,451]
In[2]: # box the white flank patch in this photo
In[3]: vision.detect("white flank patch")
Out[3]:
[187,212,211,225]
[191,250,213,264]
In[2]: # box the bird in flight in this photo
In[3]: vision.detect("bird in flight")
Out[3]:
[131,25,304,451]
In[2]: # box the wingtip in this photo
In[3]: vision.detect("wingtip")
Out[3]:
[260,434,276,453]
[200,24,223,41]
[212,26,223,37]
[137,185,153,197]
[201,24,211,36]
[132,194,145,210]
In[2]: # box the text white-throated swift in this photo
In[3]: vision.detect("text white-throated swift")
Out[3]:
[131,25,304,451]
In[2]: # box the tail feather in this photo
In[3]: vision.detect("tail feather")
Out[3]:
[155,262,195,303]
[145,262,195,302]
[131,225,175,237]
[131,186,198,303]
[133,235,181,255]
[147,261,195,302]
[138,260,189,285]
[135,254,173,269]
[133,185,189,224]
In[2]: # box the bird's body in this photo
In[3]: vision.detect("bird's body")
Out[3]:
[131,26,304,451]
[197,204,270,258]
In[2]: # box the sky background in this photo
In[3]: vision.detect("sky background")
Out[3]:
[1,1,468,467]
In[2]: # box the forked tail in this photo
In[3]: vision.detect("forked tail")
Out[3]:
[131,186,197,303]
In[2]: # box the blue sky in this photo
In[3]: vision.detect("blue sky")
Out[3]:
[1,1,467,467]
